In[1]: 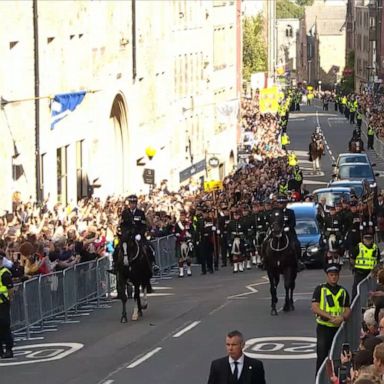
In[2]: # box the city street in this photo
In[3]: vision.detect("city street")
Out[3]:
[2,100,382,384]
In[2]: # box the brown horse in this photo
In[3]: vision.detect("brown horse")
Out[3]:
[309,139,324,173]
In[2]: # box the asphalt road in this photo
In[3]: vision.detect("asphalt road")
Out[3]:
[3,99,379,384]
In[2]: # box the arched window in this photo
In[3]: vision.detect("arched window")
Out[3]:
[286,25,293,38]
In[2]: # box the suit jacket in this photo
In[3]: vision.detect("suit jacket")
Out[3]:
[207,355,266,384]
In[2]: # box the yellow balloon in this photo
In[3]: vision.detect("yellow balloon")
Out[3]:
[145,146,156,159]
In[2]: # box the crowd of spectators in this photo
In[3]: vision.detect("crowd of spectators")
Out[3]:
[328,268,384,383]
[0,93,289,284]
[358,90,384,139]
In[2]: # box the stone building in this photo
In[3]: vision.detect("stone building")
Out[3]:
[296,0,347,88]
[0,0,241,211]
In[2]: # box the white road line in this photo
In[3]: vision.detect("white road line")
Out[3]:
[277,298,298,313]
[173,321,201,338]
[127,347,162,368]
[102,380,114,384]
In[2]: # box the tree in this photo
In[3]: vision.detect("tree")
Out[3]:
[242,15,267,81]
[276,0,303,18]
[276,0,314,19]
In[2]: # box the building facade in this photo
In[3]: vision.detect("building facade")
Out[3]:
[0,0,241,212]
[276,19,300,87]
[296,0,347,88]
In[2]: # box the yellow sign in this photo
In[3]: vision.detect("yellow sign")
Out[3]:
[259,87,279,114]
[204,180,223,193]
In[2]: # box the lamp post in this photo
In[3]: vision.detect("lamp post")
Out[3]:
[318,80,322,93]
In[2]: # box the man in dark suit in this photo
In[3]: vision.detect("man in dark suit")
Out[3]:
[207,330,266,384]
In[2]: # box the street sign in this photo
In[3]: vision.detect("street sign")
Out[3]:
[143,168,155,185]
[179,159,206,183]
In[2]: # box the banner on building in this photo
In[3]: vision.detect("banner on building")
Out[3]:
[50,91,86,129]
[259,87,279,114]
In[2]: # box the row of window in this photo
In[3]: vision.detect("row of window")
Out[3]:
[356,33,370,52]
[356,58,368,78]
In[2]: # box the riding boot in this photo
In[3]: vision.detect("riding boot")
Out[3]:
[252,255,257,265]
[179,267,184,278]
[187,266,192,276]
[239,262,244,272]
[233,262,238,273]
[246,260,252,269]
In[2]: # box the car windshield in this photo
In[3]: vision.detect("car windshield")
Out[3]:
[332,183,363,197]
[314,191,350,207]
[295,220,319,236]
[338,164,373,179]
[338,155,367,165]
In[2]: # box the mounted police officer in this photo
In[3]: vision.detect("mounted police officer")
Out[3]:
[252,201,267,266]
[312,264,350,373]
[350,232,380,298]
[118,194,156,291]
[241,204,254,270]
[0,252,13,359]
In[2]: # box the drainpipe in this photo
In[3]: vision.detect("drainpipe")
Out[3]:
[132,0,137,81]
[33,0,41,202]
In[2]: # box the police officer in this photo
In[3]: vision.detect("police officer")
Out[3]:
[367,124,375,150]
[252,201,267,266]
[119,194,156,291]
[0,252,14,359]
[312,264,350,373]
[356,108,363,130]
[227,209,246,273]
[350,232,380,298]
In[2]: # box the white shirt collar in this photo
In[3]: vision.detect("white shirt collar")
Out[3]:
[228,354,244,365]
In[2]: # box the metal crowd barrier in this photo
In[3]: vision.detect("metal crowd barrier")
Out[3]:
[10,256,112,339]
[315,274,376,384]
[10,235,177,339]
[150,235,177,278]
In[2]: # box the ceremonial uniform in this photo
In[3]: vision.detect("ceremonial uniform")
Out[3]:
[218,209,231,267]
[199,211,216,274]
[174,214,193,277]
[227,212,246,273]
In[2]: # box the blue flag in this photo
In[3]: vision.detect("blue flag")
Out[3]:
[50,91,86,129]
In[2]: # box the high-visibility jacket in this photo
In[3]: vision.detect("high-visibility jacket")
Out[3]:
[356,112,363,121]
[368,126,375,137]
[281,134,290,146]
[288,154,297,166]
[316,285,347,327]
[0,267,11,304]
[293,169,302,182]
[279,183,288,195]
[355,243,378,270]
[342,96,347,105]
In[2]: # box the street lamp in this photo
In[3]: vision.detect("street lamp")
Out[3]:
[366,65,375,91]
[318,80,322,93]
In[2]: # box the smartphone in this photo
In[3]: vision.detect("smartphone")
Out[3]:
[338,366,348,384]
[342,343,350,355]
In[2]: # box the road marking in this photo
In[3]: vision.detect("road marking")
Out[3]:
[244,337,317,360]
[301,180,327,185]
[277,298,297,313]
[209,301,231,315]
[228,276,269,299]
[127,347,162,368]
[0,343,83,366]
[102,381,114,384]
[173,321,201,338]
[289,118,305,121]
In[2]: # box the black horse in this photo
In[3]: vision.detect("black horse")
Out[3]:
[115,221,153,323]
[263,221,298,316]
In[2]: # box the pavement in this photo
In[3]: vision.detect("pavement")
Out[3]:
[3,99,381,384]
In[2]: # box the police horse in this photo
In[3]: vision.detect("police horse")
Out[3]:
[263,220,298,316]
[309,137,324,174]
[349,133,364,153]
[115,220,153,323]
